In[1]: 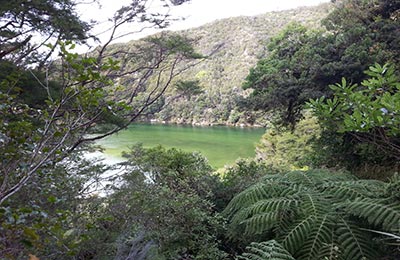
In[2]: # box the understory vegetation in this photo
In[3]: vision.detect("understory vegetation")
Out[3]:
[1,0,399,259]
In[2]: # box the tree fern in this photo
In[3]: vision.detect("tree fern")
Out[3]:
[224,169,400,260]
[282,170,353,187]
[243,212,282,235]
[296,215,334,260]
[301,192,329,216]
[280,192,331,255]
[321,180,387,201]
[344,198,400,231]
[237,240,295,260]
[316,242,343,260]
[223,182,298,218]
[280,214,317,254]
[246,197,300,217]
[336,218,377,259]
[242,197,299,235]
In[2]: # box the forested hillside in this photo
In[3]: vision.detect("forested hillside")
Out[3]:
[121,4,332,126]
[1,0,399,259]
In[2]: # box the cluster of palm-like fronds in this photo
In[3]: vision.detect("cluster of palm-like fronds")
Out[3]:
[237,240,295,260]
[224,170,400,259]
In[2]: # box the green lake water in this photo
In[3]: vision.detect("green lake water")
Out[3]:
[96,124,265,169]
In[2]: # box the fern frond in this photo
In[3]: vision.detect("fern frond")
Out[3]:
[337,218,376,259]
[321,180,386,201]
[284,170,353,187]
[237,240,295,260]
[223,181,298,217]
[247,197,300,216]
[301,193,327,216]
[296,215,334,260]
[229,195,301,236]
[223,183,270,217]
[225,170,391,259]
[345,198,400,231]
[386,174,400,198]
[243,212,282,235]
[316,242,343,260]
[280,214,317,254]
[284,171,315,186]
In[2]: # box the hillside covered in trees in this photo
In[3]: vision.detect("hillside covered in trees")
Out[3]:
[1,0,400,259]
[111,4,333,126]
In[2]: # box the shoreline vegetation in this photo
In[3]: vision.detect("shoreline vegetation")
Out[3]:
[1,0,399,259]
[90,119,266,136]
[147,118,265,128]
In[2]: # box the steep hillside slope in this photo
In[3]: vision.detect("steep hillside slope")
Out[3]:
[121,4,333,126]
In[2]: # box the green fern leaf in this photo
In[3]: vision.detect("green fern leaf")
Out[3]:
[284,170,353,186]
[240,197,300,234]
[301,192,329,216]
[225,170,392,259]
[317,242,343,260]
[228,194,301,237]
[337,218,376,259]
[238,240,295,260]
[296,215,335,260]
[321,180,386,201]
[280,214,317,254]
[224,180,300,217]
[284,171,316,186]
[243,212,281,235]
[345,198,400,231]
[224,182,296,217]
[247,197,300,216]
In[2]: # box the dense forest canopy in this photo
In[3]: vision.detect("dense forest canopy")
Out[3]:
[242,0,400,128]
[1,0,399,259]
[0,0,91,65]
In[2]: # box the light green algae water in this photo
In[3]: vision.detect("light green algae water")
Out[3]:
[96,124,265,169]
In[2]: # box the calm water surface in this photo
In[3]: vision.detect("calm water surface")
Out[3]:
[96,124,265,169]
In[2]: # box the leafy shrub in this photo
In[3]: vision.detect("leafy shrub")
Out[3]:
[255,114,320,170]
[89,145,228,260]
[308,63,400,174]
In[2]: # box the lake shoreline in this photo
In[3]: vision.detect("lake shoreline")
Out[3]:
[144,119,266,128]
[91,120,266,135]
[95,123,266,169]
